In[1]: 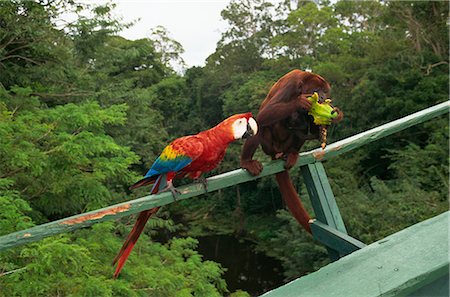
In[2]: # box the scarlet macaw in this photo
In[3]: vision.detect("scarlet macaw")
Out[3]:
[113,113,258,278]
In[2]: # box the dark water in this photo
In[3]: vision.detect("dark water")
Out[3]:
[196,235,285,296]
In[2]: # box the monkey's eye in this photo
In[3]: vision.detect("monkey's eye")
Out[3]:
[315,93,324,102]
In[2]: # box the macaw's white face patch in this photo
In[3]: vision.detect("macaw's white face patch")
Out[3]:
[232,117,258,139]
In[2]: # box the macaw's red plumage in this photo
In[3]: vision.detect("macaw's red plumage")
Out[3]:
[113,113,258,278]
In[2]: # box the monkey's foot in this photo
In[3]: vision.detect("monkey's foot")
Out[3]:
[284,152,299,170]
[274,152,284,160]
[240,159,263,176]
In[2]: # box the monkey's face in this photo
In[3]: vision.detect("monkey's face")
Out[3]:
[302,74,343,124]
[302,75,331,103]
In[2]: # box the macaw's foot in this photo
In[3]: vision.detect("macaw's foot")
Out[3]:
[160,181,181,200]
[194,176,208,193]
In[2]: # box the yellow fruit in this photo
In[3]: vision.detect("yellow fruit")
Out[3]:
[307,92,338,125]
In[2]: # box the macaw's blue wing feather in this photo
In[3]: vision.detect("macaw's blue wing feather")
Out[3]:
[150,175,164,194]
[144,144,193,178]
[144,157,192,178]
[130,137,203,191]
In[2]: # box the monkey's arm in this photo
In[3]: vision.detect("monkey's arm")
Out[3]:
[240,135,263,176]
[240,94,311,176]
[257,94,312,127]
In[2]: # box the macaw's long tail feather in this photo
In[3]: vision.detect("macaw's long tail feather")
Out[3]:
[275,170,312,234]
[112,207,160,278]
[129,175,158,190]
[114,176,163,278]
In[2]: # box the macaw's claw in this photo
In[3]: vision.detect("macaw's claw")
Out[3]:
[194,176,208,193]
[160,181,181,200]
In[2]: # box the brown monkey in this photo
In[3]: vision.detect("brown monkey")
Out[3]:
[240,69,343,233]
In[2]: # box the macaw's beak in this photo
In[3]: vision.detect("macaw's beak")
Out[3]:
[243,117,258,139]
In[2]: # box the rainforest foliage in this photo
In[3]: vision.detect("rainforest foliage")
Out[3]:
[0,0,448,296]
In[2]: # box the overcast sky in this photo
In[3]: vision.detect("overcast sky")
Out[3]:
[111,0,231,68]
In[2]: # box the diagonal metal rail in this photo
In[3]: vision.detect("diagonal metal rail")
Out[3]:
[0,100,448,251]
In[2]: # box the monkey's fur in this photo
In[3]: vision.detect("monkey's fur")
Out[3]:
[240,70,343,233]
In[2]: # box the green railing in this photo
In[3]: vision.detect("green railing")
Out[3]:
[0,100,448,256]
[262,211,449,297]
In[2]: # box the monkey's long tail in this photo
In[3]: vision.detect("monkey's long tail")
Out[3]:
[275,170,312,234]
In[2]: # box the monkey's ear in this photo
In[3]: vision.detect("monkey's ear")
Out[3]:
[297,79,304,94]
[297,73,313,94]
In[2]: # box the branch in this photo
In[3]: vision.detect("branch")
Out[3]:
[0,55,40,65]
[423,61,449,75]
[5,43,33,55]
[0,168,23,179]
[0,267,26,277]
[0,36,17,50]
[30,92,93,98]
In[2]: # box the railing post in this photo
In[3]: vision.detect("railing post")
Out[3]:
[301,162,351,260]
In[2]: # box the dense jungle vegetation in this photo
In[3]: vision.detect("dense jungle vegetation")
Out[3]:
[0,0,448,296]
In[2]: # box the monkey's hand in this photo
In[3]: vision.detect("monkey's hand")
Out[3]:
[241,159,263,176]
[331,107,343,124]
[298,94,313,110]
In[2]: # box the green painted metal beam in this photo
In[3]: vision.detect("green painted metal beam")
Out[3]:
[261,211,449,297]
[310,219,366,256]
[301,162,349,260]
[301,163,347,232]
[309,100,449,162]
[0,101,448,251]
[0,160,288,251]
[409,274,449,297]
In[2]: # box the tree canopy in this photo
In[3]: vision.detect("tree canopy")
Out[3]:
[0,0,448,295]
